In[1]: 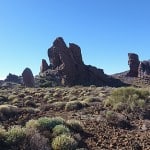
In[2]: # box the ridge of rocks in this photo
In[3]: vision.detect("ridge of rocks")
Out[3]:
[40,37,125,87]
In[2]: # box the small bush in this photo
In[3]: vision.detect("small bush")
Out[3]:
[52,134,78,150]
[0,125,7,145]
[24,100,36,107]
[6,126,26,144]
[84,97,101,103]
[66,120,83,132]
[52,125,70,136]
[26,119,40,129]
[37,117,52,131]
[37,117,65,131]
[65,101,83,111]
[8,95,17,101]
[104,87,149,112]
[0,96,9,103]
[26,129,50,150]
[0,105,18,116]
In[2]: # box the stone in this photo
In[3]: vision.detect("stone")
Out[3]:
[40,59,49,73]
[127,53,140,77]
[22,68,35,87]
[40,37,126,87]
[138,60,150,78]
[47,37,107,86]
[4,73,21,83]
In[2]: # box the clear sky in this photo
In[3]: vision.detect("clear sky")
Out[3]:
[0,0,150,79]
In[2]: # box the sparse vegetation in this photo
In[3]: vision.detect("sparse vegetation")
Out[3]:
[51,134,78,150]
[52,124,70,136]
[65,101,83,111]
[6,126,26,144]
[66,120,83,132]
[104,87,149,112]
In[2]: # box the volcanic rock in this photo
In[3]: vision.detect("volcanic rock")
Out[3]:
[40,59,49,73]
[126,53,140,77]
[22,68,35,87]
[4,73,21,83]
[40,37,126,87]
[138,60,150,78]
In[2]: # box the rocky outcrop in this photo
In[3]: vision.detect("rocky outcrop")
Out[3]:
[22,68,35,87]
[40,37,126,87]
[5,73,21,83]
[138,60,150,78]
[126,53,150,78]
[126,53,140,77]
[40,59,49,73]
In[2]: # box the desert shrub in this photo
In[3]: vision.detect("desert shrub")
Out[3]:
[0,105,19,116]
[37,117,52,131]
[37,117,65,131]
[52,125,70,137]
[0,96,9,103]
[52,134,78,150]
[50,117,65,128]
[84,97,101,103]
[22,107,40,113]
[25,129,50,150]
[105,110,116,121]
[105,111,132,129]
[26,119,40,129]
[66,120,83,132]
[0,125,7,145]
[52,102,66,110]
[24,95,33,100]
[65,101,83,111]
[104,87,149,112]
[8,95,17,101]
[6,126,26,145]
[43,94,50,101]
[24,100,36,107]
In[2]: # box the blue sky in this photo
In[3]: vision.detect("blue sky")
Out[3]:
[0,0,150,79]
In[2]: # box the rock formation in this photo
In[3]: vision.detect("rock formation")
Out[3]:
[138,60,150,78]
[126,53,140,77]
[40,37,126,87]
[22,68,35,87]
[126,53,150,78]
[5,73,21,83]
[40,59,49,73]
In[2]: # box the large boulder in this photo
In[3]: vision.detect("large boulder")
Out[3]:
[22,68,35,87]
[39,37,126,87]
[126,53,140,77]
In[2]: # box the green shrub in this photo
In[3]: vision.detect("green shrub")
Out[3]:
[37,117,65,131]
[52,134,78,150]
[26,119,40,129]
[6,126,26,144]
[37,117,52,130]
[104,87,149,112]
[66,120,83,132]
[52,125,70,136]
[65,101,83,111]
